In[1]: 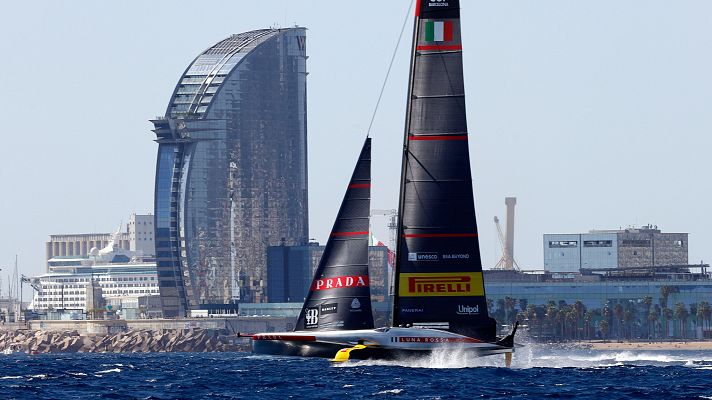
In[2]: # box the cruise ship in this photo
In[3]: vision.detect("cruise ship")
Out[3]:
[29,231,160,317]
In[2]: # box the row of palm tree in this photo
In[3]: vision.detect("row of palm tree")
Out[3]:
[488,295,712,341]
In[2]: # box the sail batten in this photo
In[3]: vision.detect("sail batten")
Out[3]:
[294,138,373,332]
[392,0,497,342]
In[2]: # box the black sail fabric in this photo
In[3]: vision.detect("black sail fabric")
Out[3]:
[294,138,373,331]
[392,0,497,342]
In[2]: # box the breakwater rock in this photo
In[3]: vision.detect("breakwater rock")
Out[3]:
[0,329,249,354]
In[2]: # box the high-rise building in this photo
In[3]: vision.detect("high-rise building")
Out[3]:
[152,28,309,317]
[128,213,155,257]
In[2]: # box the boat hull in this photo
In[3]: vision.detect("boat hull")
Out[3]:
[251,327,513,360]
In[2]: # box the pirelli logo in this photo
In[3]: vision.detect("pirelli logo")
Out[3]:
[399,272,484,297]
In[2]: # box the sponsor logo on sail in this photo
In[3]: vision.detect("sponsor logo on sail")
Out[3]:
[428,0,450,7]
[305,307,319,329]
[408,252,439,262]
[350,298,362,312]
[456,305,480,315]
[398,272,484,297]
[442,253,470,259]
[310,275,369,291]
[320,303,338,315]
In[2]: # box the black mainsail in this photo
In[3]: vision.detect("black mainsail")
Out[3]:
[392,0,497,341]
[295,138,373,331]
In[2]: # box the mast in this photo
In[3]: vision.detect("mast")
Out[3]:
[294,138,373,331]
[392,0,497,341]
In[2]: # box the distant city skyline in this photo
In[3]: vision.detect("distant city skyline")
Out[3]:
[1,1,711,299]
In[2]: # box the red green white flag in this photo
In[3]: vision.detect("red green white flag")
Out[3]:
[424,20,453,42]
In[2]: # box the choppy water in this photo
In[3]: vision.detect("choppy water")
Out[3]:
[1,343,712,399]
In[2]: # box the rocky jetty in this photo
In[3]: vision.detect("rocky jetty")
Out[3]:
[0,329,249,354]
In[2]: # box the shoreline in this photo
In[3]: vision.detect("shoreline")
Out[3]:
[572,340,712,351]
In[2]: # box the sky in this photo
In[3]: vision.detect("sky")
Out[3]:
[1,1,711,297]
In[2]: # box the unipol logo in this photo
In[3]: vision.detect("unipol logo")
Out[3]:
[457,305,480,315]
[311,275,369,291]
[305,307,319,329]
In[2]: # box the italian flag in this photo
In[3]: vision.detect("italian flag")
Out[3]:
[424,20,453,42]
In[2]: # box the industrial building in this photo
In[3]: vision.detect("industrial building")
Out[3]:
[45,213,155,269]
[544,225,687,272]
[266,243,390,305]
[151,28,309,317]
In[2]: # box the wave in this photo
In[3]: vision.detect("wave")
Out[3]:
[374,388,404,395]
[94,368,122,374]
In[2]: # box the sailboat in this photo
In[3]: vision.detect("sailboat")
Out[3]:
[251,0,517,364]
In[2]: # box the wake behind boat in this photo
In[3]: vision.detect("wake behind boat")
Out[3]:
[252,0,517,364]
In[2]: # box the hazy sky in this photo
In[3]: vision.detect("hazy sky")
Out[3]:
[1,1,711,292]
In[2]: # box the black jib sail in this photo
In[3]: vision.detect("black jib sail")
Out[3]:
[392,0,497,341]
[294,138,373,331]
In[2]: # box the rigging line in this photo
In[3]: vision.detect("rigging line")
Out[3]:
[365,0,415,138]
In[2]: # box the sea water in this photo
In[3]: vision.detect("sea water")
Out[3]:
[1,344,712,399]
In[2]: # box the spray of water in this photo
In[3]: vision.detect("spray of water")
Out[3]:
[334,330,712,370]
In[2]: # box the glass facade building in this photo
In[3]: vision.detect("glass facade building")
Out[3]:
[486,278,712,311]
[152,28,309,317]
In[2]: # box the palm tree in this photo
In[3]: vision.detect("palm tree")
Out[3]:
[674,303,688,339]
[696,303,706,339]
[627,301,639,339]
[602,304,612,338]
[573,300,585,340]
[642,296,653,337]
[623,309,635,339]
[614,303,624,340]
[535,305,547,339]
[504,296,517,324]
[546,305,559,340]
[599,319,609,341]
[648,310,659,339]
[662,307,673,338]
[567,310,578,340]
[660,285,672,309]
[699,301,711,334]
[519,299,529,316]
[584,310,595,339]
[659,285,679,309]
[690,303,699,338]
[556,305,567,339]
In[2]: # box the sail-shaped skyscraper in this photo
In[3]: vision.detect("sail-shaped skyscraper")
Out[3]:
[151,28,308,317]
